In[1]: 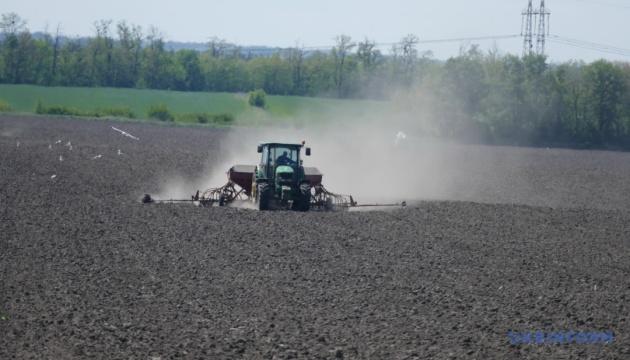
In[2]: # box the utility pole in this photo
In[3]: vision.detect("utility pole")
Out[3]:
[521,0,535,56]
[536,0,550,55]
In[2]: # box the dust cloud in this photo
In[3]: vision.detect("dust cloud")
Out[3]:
[155,92,468,206]
[208,123,449,204]
[154,87,509,206]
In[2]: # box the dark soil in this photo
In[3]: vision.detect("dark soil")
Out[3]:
[1,116,629,359]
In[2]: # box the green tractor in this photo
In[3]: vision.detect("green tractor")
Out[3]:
[252,142,313,211]
[192,141,355,211]
[142,142,406,211]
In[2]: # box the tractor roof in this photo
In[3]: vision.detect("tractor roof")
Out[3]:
[260,142,304,148]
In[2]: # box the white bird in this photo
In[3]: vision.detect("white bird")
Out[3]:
[117,149,123,156]
[111,127,139,141]
[395,131,407,146]
[59,155,63,162]
[55,140,62,144]
[51,174,57,179]
[92,154,103,160]
[48,144,52,150]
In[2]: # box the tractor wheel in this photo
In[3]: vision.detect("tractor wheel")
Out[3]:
[257,183,271,210]
[294,183,311,212]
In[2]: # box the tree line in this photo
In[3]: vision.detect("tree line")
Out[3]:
[1,13,629,148]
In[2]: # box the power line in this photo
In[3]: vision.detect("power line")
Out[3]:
[550,35,630,54]
[300,34,521,52]
[226,2,624,59]
[548,35,630,57]
[299,33,630,58]
[229,32,629,60]
[570,0,630,10]
[548,40,630,57]
[417,34,521,44]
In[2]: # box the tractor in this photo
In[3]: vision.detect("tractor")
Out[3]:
[142,142,405,211]
[252,142,313,211]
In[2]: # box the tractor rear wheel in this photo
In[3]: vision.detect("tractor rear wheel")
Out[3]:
[293,183,311,212]
[257,183,271,210]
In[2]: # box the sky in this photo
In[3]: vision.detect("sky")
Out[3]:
[3,0,629,62]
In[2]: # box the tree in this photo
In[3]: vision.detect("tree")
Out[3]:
[0,13,26,35]
[113,21,142,87]
[332,35,355,97]
[248,89,266,108]
[356,38,384,97]
[622,64,630,140]
[441,46,488,138]
[584,60,626,142]
[521,54,550,139]
[302,51,335,96]
[176,49,204,91]
[49,24,62,85]
[207,36,228,58]
[287,45,306,95]
[357,38,379,71]
[31,31,53,84]
[0,13,30,83]
[142,26,168,89]
[391,34,419,87]
[57,39,91,86]
[2,12,630,149]
[401,34,419,74]
[88,19,114,86]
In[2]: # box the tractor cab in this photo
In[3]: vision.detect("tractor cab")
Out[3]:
[256,142,311,182]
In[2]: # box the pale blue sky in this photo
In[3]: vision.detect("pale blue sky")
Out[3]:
[4,0,629,61]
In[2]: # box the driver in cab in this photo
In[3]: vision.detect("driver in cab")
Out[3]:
[276,151,295,166]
